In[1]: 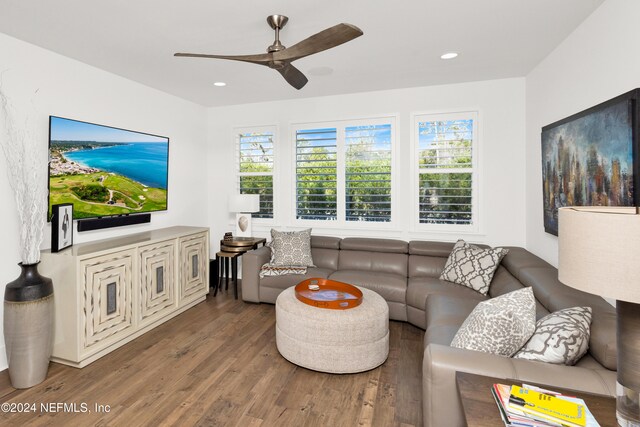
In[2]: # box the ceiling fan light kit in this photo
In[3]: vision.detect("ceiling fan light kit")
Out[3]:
[174,15,363,90]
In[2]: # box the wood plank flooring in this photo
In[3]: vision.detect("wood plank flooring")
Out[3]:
[0,287,423,427]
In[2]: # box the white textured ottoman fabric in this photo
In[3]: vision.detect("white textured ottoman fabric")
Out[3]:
[275,286,389,374]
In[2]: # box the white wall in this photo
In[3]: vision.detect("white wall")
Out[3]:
[525,0,640,266]
[207,78,526,251]
[0,33,208,371]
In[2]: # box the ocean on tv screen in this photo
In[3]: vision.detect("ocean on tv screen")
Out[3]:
[49,140,168,219]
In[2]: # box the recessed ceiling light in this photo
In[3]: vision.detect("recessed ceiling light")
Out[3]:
[440,52,458,60]
[213,81,227,87]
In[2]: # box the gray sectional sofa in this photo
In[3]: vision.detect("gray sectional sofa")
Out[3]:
[242,236,617,427]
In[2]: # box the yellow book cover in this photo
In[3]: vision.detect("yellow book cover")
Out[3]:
[508,385,586,427]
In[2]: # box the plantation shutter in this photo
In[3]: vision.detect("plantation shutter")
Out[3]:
[295,128,338,220]
[417,117,474,225]
[345,124,392,222]
[237,131,274,219]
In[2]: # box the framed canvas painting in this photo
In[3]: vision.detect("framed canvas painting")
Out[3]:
[51,203,74,252]
[541,89,639,235]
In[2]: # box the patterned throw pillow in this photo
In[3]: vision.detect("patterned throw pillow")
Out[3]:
[513,307,592,365]
[451,287,536,357]
[269,229,315,267]
[440,239,509,295]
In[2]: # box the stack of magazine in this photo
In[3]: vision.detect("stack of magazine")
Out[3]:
[491,382,600,427]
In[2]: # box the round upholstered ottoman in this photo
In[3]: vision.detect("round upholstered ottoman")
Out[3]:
[275,286,389,374]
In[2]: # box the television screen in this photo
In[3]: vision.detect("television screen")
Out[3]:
[48,116,169,220]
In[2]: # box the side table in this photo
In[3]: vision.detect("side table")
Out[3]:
[455,371,616,427]
[213,237,267,299]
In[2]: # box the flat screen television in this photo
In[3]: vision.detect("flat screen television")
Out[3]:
[48,116,169,220]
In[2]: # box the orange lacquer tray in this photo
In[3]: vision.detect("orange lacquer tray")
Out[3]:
[295,278,363,310]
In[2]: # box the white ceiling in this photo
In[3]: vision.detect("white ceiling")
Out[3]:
[0,0,603,107]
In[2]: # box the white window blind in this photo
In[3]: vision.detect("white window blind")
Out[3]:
[295,128,338,220]
[237,130,274,219]
[416,114,476,226]
[345,124,392,222]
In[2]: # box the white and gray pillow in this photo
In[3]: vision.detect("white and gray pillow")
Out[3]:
[513,306,592,365]
[451,287,536,357]
[440,239,509,295]
[269,229,315,267]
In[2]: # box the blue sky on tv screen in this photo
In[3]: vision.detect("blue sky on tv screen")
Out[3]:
[51,116,167,143]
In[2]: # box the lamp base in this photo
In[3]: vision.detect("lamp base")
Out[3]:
[617,300,640,426]
[617,382,640,426]
[235,213,252,237]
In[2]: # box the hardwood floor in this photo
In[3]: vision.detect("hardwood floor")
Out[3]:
[0,287,423,427]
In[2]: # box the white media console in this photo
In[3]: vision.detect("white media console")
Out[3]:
[39,226,210,368]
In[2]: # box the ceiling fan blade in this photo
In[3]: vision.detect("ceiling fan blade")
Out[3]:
[174,52,272,66]
[276,63,308,90]
[274,23,363,62]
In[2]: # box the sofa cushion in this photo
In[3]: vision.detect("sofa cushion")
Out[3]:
[517,266,617,370]
[338,250,408,277]
[451,288,536,357]
[440,240,508,295]
[514,307,592,366]
[424,295,480,349]
[407,277,486,313]
[408,255,447,278]
[340,237,408,253]
[500,246,553,282]
[311,247,339,271]
[488,267,550,320]
[270,229,315,267]
[328,270,406,303]
[311,235,341,249]
[260,267,333,290]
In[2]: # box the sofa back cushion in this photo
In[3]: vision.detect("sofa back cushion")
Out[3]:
[310,236,341,271]
[339,250,408,276]
[341,237,408,253]
[408,255,447,278]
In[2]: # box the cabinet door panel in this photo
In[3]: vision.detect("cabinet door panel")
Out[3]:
[178,232,208,305]
[139,240,176,326]
[81,250,135,352]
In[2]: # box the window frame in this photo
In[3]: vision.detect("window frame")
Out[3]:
[234,125,277,225]
[290,115,398,230]
[411,110,480,234]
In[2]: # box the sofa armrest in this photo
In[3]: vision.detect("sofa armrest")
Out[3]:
[241,246,271,303]
[423,343,616,427]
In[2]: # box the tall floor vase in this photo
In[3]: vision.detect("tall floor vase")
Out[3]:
[4,263,54,389]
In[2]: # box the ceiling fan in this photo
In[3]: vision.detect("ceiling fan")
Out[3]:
[174,15,363,90]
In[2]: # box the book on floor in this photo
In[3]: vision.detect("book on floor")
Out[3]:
[508,385,586,427]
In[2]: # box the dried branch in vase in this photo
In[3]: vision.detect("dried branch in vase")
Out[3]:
[0,85,47,265]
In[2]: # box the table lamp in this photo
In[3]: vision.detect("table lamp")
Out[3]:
[228,194,260,237]
[558,206,640,426]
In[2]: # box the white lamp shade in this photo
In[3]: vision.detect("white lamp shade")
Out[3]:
[558,206,640,303]
[228,194,260,213]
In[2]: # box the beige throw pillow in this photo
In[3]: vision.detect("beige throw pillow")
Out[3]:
[269,229,315,267]
[451,287,536,357]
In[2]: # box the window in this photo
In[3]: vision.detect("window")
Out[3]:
[236,128,275,219]
[294,119,394,224]
[414,112,478,228]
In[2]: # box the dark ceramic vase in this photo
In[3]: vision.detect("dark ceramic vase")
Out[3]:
[4,262,54,388]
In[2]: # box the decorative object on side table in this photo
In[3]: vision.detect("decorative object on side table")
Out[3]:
[541,89,638,236]
[0,87,54,388]
[228,194,260,237]
[51,203,73,252]
[558,206,640,426]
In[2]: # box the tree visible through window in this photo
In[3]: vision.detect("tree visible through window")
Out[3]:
[295,120,394,223]
[417,114,475,225]
[237,130,274,219]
